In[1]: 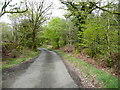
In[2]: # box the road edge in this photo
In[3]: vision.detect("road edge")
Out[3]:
[2,54,39,78]
[53,50,83,88]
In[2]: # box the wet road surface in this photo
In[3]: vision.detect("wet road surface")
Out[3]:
[3,48,78,88]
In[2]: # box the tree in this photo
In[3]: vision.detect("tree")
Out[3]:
[82,12,119,67]
[13,0,53,50]
[43,17,69,48]
[26,0,52,50]
[60,0,120,52]
[1,22,12,41]
[0,0,28,17]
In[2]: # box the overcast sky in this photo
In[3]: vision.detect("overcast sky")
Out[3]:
[0,0,66,24]
[0,0,118,24]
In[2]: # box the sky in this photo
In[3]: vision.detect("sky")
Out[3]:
[0,0,66,24]
[0,0,118,24]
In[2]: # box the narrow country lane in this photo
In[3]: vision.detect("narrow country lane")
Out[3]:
[3,48,78,88]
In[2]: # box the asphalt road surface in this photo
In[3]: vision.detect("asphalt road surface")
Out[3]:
[3,48,78,88]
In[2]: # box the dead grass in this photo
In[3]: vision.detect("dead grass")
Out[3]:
[60,45,120,77]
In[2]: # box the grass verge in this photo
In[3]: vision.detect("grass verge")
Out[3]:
[53,49,119,88]
[1,48,40,69]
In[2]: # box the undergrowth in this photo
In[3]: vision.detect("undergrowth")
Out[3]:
[54,49,119,88]
[1,48,39,69]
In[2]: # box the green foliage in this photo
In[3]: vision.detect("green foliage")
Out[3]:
[16,45,23,51]
[60,0,119,68]
[105,58,113,67]
[2,42,23,58]
[82,13,119,62]
[43,17,69,48]
[2,42,14,49]
[1,22,13,41]
[18,19,34,48]
[1,0,119,71]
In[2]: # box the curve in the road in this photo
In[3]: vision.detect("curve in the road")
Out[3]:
[4,48,78,88]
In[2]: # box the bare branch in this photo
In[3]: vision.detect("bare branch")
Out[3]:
[95,5,120,15]
[89,2,120,15]
[0,0,28,17]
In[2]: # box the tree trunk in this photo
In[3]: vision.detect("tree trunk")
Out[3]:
[32,29,36,50]
[56,38,59,49]
[106,18,111,56]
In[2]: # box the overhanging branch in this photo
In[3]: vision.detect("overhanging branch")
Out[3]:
[95,5,120,15]
[0,0,28,17]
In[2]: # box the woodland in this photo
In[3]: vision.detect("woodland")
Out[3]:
[1,0,120,88]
